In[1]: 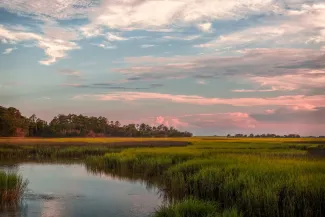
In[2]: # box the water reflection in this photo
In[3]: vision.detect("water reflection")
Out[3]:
[40,200,63,217]
[0,163,163,217]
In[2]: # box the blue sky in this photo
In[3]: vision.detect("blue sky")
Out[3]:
[1,0,325,136]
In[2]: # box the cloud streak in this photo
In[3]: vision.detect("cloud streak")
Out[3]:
[141,44,156,48]
[73,92,325,109]
[114,48,325,93]
[2,47,16,54]
[58,69,82,78]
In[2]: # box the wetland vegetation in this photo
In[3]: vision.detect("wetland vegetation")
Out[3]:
[85,137,325,217]
[0,137,325,216]
[0,171,27,207]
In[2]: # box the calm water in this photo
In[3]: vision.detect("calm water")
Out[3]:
[1,163,163,217]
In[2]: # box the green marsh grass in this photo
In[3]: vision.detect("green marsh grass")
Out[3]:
[1,137,325,216]
[153,198,243,217]
[0,171,28,206]
[85,138,325,217]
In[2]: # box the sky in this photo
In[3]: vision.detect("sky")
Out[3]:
[0,0,325,136]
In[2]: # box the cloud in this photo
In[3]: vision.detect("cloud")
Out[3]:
[106,32,127,41]
[251,107,325,124]
[85,0,277,31]
[0,25,80,65]
[64,83,164,90]
[58,69,82,78]
[247,70,325,91]
[60,83,82,87]
[232,88,276,93]
[162,35,201,41]
[197,23,212,32]
[141,44,156,48]
[186,113,257,129]
[195,3,325,50]
[148,113,257,135]
[42,25,80,41]
[80,25,104,38]
[38,39,80,65]
[73,91,325,109]
[1,39,9,44]
[92,42,117,49]
[154,116,189,128]
[184,112,325,136]
[115,48,324,86]
[147,108,325,135]
[150,113,257,132]
[265,109,275,114]
[196,80,206,85]
[3,47,16,54]
[0,0,98,20]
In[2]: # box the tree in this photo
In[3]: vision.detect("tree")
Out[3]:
[0,106,193,138]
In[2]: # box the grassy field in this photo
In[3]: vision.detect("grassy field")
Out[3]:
[1,137,325,216]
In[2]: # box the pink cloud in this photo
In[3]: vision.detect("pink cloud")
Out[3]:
[152,112,325,136]
[73,92,325,109]
[133,112,258,135]
[154,116,189,128]
[182,113,257,129]
[265,109,275,114]
[232,88,276,93]
[249,70,325,91]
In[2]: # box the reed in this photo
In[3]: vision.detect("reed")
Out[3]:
[0,171,28,206]
[153,198,242,217]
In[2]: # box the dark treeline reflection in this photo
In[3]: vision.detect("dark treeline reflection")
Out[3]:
[0,106,192,137]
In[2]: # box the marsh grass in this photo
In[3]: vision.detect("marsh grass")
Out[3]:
[0,171,28,206]
[0,145,123,160]
[153,198,242,217]
[0,139,190,160]
[1,137,325,216]
[154,198,218,217]
[85,138,325,217]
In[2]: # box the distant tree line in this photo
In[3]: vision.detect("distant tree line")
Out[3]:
[0,106,192,138]
[226,133,325,138]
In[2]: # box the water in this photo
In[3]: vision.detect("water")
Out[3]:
[1,163,163,217]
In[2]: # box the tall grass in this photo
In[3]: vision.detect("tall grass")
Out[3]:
[153,198,242,217]
[0,171,28,206]
[86,138,325,217]
[0,145,122,160]
[1,137,325,216]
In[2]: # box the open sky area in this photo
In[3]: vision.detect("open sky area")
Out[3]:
[0,0,324,136]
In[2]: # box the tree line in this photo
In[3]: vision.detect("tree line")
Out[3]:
[0,106,193,137]
[227,133,302,138]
